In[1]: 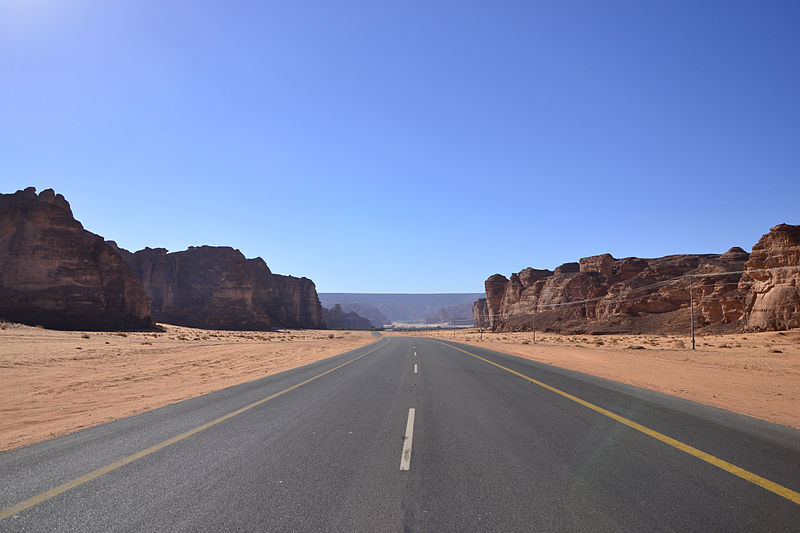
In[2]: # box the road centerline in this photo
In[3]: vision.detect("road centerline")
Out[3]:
[437,340,800,505]
[400,408,416,471]
[0,340,388,521]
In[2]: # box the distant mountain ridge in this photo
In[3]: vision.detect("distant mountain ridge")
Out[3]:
[336,303,391,328]
[424,303,474,325]
[318,293,483,325]
[321,304,372,330]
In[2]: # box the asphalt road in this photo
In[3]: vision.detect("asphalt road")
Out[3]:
[1,337,799,531]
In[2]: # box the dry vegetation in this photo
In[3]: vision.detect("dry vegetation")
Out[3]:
[0,323,376,452]
[388,328,800,429]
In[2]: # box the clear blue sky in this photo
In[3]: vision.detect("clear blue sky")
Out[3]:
[2,1,798,293]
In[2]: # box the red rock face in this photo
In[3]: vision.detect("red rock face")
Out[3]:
[125,246,324,330]
[0,188,155,330]
[741,224,800,331]
[484,274,510,329]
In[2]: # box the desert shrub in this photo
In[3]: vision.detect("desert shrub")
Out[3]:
[81,334,90,339]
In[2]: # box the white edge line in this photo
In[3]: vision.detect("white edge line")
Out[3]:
[400,408,416,471]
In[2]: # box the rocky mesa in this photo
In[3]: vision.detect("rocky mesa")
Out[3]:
[0,188,155,330]
[123,246,325,330]
[483,224,799,334]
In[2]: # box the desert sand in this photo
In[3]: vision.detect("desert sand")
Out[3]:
[3,323,798,454]
[0,323,376,452]
[388,328,800,429]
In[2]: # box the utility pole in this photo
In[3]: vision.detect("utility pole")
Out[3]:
[532,306,536,344]
[479,327,483,341]
[689,276,695,350]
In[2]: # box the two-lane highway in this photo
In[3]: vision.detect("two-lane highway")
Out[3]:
[1,337,798,531]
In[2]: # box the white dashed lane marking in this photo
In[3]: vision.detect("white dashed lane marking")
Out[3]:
[400,408,416,471]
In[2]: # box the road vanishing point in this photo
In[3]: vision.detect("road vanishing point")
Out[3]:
[1,337,799,531]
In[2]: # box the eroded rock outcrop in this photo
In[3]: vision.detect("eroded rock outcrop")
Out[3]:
[741,224,800,330]
[485,249,751,334]
[125,246,324,330]
[484,225,800,334]
[0,188,155,330]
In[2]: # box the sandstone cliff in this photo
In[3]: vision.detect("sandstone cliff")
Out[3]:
[483,225,799,334]
[741,224,800,330]
[0,188,155,330]
[322,304,373,329]
[124,246,324,330]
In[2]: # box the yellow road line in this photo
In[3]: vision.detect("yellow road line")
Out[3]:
[0,340,387,521]
[438,341,800,505]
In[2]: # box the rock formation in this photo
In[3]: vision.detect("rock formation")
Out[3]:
[322,304,373,330]
[0,188,155,330]
[473,298,489,328]
[483,224,800,334]
[124,246,324,330]
[741,224,800,330]
[485,251,750,334]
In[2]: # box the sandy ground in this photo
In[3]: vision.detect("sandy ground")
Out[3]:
[387,329,800,429]
[2,323,797,454]
[0,323,376,452]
